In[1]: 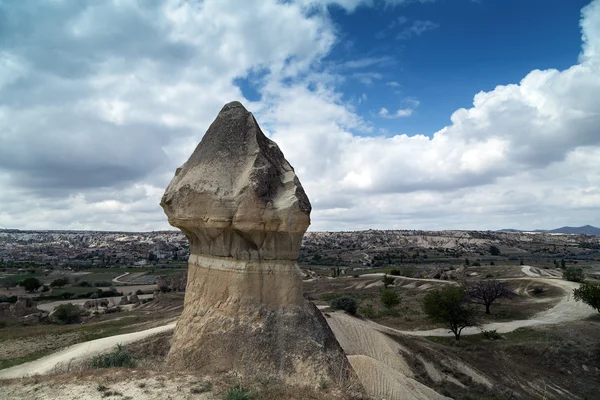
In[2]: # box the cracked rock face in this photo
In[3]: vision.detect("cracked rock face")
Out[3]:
[160,101,354,385]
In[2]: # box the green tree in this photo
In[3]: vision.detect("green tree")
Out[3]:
[563,267,584,283]
[560,258,566,269]
[573,283,600,313]
[20,277,42,293]
[50,278,69,288]
[380,290,400,309]
[489,245,501,256]
[465,258,470,266]
[423,286,478,341]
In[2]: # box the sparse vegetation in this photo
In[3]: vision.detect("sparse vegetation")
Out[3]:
[319,377,328,390]
[481,329,502,340]
[225,384,254,400]
[330,297,357,315]
[382,273,395,288]
[359,302,376,318]
[563,267,584,282]
[190,380,213,394]
[573,283,600,313]
[50,278,69,288]
[89,344,136,368]
[53,303,81,324]
[380,289,400,309]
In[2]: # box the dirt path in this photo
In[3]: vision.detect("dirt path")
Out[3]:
[112,272,130,283]
[375,278,594,337]
[0,323,176,379]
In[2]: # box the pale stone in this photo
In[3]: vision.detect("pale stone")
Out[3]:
[161,101,354,385]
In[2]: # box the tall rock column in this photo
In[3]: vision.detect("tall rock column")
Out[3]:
[161,101,353,385]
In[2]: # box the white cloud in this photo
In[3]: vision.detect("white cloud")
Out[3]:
[379,107,414,118]
[397,20,439,40]
[0,0,599,232]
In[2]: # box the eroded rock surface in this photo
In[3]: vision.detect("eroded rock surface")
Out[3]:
[161,101,354,386]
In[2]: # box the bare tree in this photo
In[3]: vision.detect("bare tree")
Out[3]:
[464,278,514,314]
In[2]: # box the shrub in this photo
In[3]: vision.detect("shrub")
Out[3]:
[319,377,328,390]
[76,281,91,287]
[89,344,136,368]
[359,302,376,318]
[471,262,481,267]
[382,274,395,288]
[190,381,212,394]
[331,297,357,315]
[93,281,112,287]
[380,289,400,309]
[135,289,143,295]
[531,286,545,295]
[159,285,171,293]
[389,269,401,276]
[0,320,7,329]
[41,285,50,292]
[225,384,253,400]
[53,303,81,324]
[563,267,584,283]
[482,329,502,340]
[50,278,69,288]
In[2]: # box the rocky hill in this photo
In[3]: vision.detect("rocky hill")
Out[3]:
[1,229,599,266]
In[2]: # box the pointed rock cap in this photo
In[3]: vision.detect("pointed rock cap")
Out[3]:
[161,101,311,260]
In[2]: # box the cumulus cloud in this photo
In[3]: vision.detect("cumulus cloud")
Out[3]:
[0,0,599,231]
[379,107,414,118]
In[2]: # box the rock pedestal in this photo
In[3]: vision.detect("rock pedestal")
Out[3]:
[161,101,353,385]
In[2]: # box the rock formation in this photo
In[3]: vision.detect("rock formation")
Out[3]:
[161,101,354,385]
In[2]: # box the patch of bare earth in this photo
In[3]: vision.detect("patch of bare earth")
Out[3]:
[0,332,368,400]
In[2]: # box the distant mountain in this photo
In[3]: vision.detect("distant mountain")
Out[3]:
[547,225,600,236]
[497,225,600,235]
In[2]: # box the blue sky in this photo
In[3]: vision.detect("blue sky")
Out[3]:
[0,0,599,231]
[329,0,590,136]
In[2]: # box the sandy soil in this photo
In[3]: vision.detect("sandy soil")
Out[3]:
[326,312,449,400]
[0,374,216,400]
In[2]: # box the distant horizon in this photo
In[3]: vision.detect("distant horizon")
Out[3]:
[1,225,598,234]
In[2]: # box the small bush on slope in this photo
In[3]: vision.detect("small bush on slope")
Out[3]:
[330,297,357,315]
[89,344,136,368]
